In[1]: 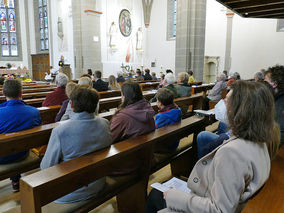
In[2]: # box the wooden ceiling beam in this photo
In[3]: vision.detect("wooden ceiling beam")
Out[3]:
[243,9,284,17]
[236,3,284,13]
[249,11,284,18]
[228,0,284,10]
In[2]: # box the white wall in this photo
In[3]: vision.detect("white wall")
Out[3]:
[204,0,227,74]
[144,0,175,77]
[231,16,284,79]
[49,0,74,74]
[205,0,284,80]
[100,0,146,78]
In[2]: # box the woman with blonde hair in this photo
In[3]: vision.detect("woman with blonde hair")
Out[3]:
[108,75,120,90]
[147,80,280,213]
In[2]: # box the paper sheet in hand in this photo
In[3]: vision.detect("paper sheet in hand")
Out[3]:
[151,177,191,194]
[194,109,215,116]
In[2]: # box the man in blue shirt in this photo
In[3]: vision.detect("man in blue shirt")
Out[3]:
[0,79,41,191]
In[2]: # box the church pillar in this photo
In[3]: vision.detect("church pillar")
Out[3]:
[175,0,206,81]
[224,10,234,72]
[72,0,102,79]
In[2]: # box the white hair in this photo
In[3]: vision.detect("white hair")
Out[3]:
[78,77,92,86]
[218,73,227,81]
[56,73,69,87]
[254,72,264,81]
[165,73,175,85]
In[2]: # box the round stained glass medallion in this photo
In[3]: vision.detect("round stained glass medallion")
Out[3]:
[119,9,132,37]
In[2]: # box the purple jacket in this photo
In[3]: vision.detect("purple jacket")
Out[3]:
[111,99,155,143]
[110,99,155,175]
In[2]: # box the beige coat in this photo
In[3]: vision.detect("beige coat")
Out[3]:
[159,136,270,213]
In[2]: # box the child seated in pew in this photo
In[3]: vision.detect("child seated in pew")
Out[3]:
[155,88,182,152]
[41,85,112,203]
[0,79,41,192]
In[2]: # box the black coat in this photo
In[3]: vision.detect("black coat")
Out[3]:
[275,93,284,145]
[93,79,108,92]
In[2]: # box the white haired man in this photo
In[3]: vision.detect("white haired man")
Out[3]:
[202,73,227,110]
[42,73,69,106]
[254,71,264,82]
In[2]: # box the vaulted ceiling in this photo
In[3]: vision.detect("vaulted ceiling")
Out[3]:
[216,0,284,19]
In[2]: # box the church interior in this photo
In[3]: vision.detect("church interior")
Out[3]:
[0,0,283,212]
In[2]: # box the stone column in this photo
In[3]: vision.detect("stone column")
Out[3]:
[72,0,102,79]
[224,10,234,72]
[175,0,206,82]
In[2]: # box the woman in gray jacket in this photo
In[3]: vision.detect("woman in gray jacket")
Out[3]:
[147,81,280,213]
[41,85,112,204]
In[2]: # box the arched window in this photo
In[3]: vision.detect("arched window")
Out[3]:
[0,0,18,57]
[38,0,48,50]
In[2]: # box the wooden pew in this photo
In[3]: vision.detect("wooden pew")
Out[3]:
[242,146,284,213]
[37,94,204,124]
[18,116,205,213]
[0,92,52,104]
[191,83,215,95]
[99,90,121,99]
[139,82,159,91]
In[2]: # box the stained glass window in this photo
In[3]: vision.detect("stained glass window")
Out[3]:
[38,0,48,50]
[173,0,177,37]
[0,0,18,57]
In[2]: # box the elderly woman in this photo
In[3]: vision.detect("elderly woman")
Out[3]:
[56,77,93,121]
[254,71,264,82]
[202,73,227,110]
[147,81,280,213]
[152,73,178,103]
[175,72,191,97]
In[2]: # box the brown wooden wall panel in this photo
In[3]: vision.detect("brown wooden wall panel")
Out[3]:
[31,54,50,81]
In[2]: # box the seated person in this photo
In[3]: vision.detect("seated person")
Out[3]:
[254,71,264,82]
[268,65,284,145]
[93,70,108,92]
[42,73,69,107]
[175,72,191,97]
[147,80,280,213]
[155,88,182,152]
[87,68,92,76]
[152,73,178,102]
[187,70,195,83]
[0,76,4,85]
[152,72,158,81]
[117,71,125,83]
[108,75,120,90]
[144,68,153,80]
[110,81,155,174]
[0,79,41,191]
[41,85,112,203]
[158,74,165,88]
[136,69,144,81]
[202,73,227,110]
[227,72,240,87]
[60,77,93,121]
[55,82,77,122]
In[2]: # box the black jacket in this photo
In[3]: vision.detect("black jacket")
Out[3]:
[144,73,152,81]
[93,79,108,92]
[275,93,284,145]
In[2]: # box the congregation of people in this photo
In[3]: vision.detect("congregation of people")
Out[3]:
[0,64,283,212]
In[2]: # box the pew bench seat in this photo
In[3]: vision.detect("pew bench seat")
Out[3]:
[0,151,40,181]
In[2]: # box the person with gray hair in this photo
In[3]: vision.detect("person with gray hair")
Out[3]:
[42,73,69,107]
[151,73,178,102]
[202,73,227,110]
[175,72,191,97]
[60,77,96,121]
[254,71,264,82]
[117,71,125,83]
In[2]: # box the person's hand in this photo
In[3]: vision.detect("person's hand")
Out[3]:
[163,190,169,200]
